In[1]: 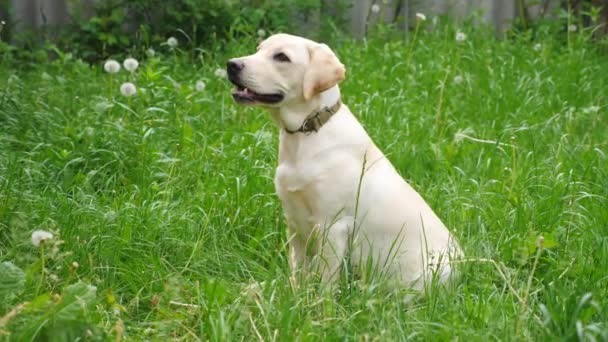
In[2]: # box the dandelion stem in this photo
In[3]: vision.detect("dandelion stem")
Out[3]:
[406,21,422,66]
[37,245,46,295]
[108,75,114,116]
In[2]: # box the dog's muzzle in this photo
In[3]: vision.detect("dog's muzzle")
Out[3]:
[226,59,284,105]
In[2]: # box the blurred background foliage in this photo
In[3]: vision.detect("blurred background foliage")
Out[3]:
[0,0,606,63]
[0,0,302,61]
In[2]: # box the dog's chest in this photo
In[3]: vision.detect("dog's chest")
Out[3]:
[274,163,319,228]
[274,157,361,233]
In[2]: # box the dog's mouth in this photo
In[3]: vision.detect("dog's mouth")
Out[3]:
[229,79,284,105]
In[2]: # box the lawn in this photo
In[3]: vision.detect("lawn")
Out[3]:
[1,24,607,341]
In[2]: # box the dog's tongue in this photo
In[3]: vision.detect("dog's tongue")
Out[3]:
[235,86,253,95]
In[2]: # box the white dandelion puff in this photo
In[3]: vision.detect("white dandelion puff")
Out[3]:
[120,82,137,97]
[453,75,464,85]
[214,68,227,78]
[123,57,139,72]
[568,24,577,32]
[416,13,426,22]
[31,230,53,247]
[257,29,266,38]
[371,4,380,14]
[195,80,206,92]
[456,31,467,42]
[533,43,542,51]
[145,48,155,58]
[167,37,178,49]
[104,60,121,73]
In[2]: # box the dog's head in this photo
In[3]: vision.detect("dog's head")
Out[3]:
[226,33,345,107]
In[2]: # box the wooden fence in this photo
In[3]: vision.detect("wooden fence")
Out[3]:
[1,0,605,40]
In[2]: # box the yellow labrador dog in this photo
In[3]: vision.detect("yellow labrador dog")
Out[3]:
[227,33,462,294]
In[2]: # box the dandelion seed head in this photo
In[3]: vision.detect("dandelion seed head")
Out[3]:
[145,48,155,58]
[257,29,266,38]
[31,230,53,247]
[371,4,380,14]
[416,13,426,22]
[195,80,206,92]
[214,68,227,78]
[167,37,178,49]
[120,82,137,97]
[123,57,139,72]
[104,60,121,73]
[456,31,467,42]
[533,43,542,51]
[453,75,464,85]
[568,24,577,32]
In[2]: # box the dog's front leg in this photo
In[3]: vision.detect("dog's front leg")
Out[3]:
[287,220,309,289]
[316,217,352,284]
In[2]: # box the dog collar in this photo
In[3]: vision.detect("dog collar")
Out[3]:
[284,99,342,134]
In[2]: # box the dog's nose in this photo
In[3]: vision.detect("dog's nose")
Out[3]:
[226,60,244,75]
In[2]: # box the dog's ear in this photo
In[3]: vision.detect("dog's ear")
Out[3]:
[303,43,346,100]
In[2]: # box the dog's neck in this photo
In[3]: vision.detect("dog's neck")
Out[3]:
[272,86,341,133]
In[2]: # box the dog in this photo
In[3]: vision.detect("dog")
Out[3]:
[227,33,462,294]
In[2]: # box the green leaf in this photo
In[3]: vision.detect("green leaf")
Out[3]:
[526,232,558,254]
[0,262,26,303]
[16,282,98,341]
[54,282,97,321]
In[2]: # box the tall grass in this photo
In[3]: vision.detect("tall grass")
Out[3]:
[1,22,607,340]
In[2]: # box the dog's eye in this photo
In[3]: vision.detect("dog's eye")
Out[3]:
[273,52,291,63]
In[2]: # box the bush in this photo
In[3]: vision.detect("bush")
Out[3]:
[58,0,295,61]
[0,0,301,63]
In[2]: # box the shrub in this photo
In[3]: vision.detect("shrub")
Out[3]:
[58,0,295,61]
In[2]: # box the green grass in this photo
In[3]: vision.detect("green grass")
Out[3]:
[1,24,608,341]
